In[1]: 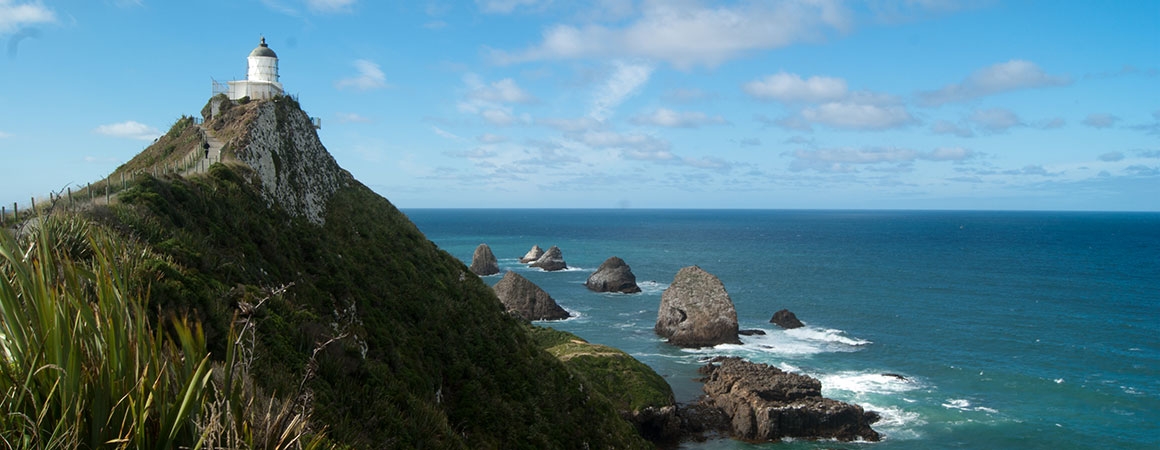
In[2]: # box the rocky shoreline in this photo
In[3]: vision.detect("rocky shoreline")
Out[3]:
[482,245,883,445]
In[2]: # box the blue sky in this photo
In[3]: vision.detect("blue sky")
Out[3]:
[1,0,1157,211]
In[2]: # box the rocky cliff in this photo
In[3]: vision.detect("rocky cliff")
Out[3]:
[214,97,350,225]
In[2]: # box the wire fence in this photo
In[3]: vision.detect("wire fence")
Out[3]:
[1,148,221,229]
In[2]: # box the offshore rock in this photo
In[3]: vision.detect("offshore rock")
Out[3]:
[770,309,805,329]
[519,245,544,263]
[695,357,880,442]
[530,245,567,271]
[586,256,642,293]
[491,271,570,321]
[655,266,741,348]
[469,243,500,276]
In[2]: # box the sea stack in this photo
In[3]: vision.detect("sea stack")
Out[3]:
[769,309,804,329]
[655,266,740,347]
[491,271,571,321]
[519,245,544,263]
[586,256,642,293]
[530,245,567,271]
[469,243,500,276]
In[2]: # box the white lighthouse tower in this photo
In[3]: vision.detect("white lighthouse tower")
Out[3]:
[226,37,284,101]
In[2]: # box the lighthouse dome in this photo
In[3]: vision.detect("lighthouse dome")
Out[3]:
[249,37,277,58]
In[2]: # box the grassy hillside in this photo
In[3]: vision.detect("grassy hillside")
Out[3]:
[91,157,654,448]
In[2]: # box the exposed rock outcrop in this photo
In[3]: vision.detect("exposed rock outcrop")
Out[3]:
[491,271,570,321]
[586,256,642,293]
[519,245,544,263]
[770,309,805,329]
[655,266,741,348]
[469,243,500,276]
[228,98,351,225]
[694,357,880,442]
[529,245,567,271]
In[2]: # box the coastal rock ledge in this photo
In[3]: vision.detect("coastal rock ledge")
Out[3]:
[491,271,571,321]
[655,265,741,348]
[693,357,881,442]
[469,243,500,276]
[586,256,642,293]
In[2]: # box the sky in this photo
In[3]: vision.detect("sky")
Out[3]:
[1,0,1157,211]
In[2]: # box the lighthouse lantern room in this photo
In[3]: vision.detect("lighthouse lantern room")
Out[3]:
[226,37,284,101]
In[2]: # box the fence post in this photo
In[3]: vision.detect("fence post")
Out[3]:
[1,206,5,226]
[105,183,109,203]
[31,197,36,214]
[68,187,72,206]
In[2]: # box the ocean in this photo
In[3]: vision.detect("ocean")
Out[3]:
[404,209,1160,449]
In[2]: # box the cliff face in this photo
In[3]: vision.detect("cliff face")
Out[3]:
[228,98,350,225]
[100,96,657,448]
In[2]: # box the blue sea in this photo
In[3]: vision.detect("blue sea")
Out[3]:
[405,209,1160,449]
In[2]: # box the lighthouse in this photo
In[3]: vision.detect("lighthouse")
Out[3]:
[226,37,284,101]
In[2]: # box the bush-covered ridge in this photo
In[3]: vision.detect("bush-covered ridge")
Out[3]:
[40,95,666,448]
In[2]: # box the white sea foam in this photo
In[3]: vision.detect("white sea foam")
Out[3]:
[860,402,926,440]
[637,280,668,295]
[785,327,872,347]
[818,371,921,396]
[942,398,998,414]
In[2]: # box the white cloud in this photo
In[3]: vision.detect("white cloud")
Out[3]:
[788,145,975,172]
[1082,113,1119,129]
[801,102,915,130]
[630,108,726,128]
[536,117,603,132]
[923,147,977,162]
[590,60,653,121]
[466,76,537,104]
[476,0,538,14]
[0,131,10,138]
[307,0,356,13]
[491,0,851,69]
[1098,151,1125,162]
[0,0,56,35]
[968,107,1023,133]
[481,109,518,126]
[93,121,161,141]
[477,133,508,144]
[1037,117,1066,129]
[335,59,389,91]
[432,126,466,142]
[918,60,1071,106]
[931,119,974,137]
[335,112,372,123]
[743,72,847,103]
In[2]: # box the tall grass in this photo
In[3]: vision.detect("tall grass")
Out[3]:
[0,215,328,449]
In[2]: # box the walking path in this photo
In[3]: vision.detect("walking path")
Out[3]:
[185,125,225,176]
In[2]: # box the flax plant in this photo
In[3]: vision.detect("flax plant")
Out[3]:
[0,216,211,449]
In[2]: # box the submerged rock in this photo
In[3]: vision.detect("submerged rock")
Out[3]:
[491,271,570,321]
[655,266,740,348]
[529,245,567,271]
[469,243,500,276]
[770,309,805,329]
[694,357,880,442]
[519,245,544,263]
[586,256,642,293]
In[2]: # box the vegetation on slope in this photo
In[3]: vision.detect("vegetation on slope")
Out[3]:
[92,158,652,448]
[0,215,327,449]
